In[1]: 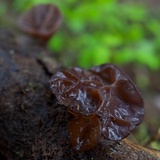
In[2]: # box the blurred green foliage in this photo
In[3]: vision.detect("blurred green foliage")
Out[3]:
[10,0,160,69]
[0,1,8,23]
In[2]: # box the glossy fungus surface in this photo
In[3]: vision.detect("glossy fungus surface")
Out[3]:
[68,113,101,152]
[49,63,144,151]
[18,4,62,40]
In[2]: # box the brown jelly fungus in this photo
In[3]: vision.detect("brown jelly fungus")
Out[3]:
[18,4,62,40]
[49,63,144,151]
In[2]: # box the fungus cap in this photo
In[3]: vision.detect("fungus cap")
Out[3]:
[49,63,144,150]
[18,4,62,40]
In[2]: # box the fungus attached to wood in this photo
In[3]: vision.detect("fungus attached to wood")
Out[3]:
[49,63,144,151]
[18,4,62,41]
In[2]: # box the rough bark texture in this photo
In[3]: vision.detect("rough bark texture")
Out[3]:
[0,28,160,160]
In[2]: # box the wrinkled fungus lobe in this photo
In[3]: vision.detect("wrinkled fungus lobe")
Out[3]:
[49,64,144,151]
[18,4,62,40]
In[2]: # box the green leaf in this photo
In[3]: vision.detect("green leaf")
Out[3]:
[113,48,135,64]
[121,4,147,21]
[103,34,123,47]
[147,19,160,37]
[135,42,160,70]
[150,141,160,150]
[92,47,111,65]
[78,47,111,68]
[47,33,64,53]
[127,24,144,42]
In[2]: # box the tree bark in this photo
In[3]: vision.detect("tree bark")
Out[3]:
[0,28,160,160]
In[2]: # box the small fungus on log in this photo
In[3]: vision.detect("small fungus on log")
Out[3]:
[49,63,144,151]
[18,4,62,41]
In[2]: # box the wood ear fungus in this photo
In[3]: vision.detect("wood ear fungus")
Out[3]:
[18,4,62,41]
[49,63,144,151]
